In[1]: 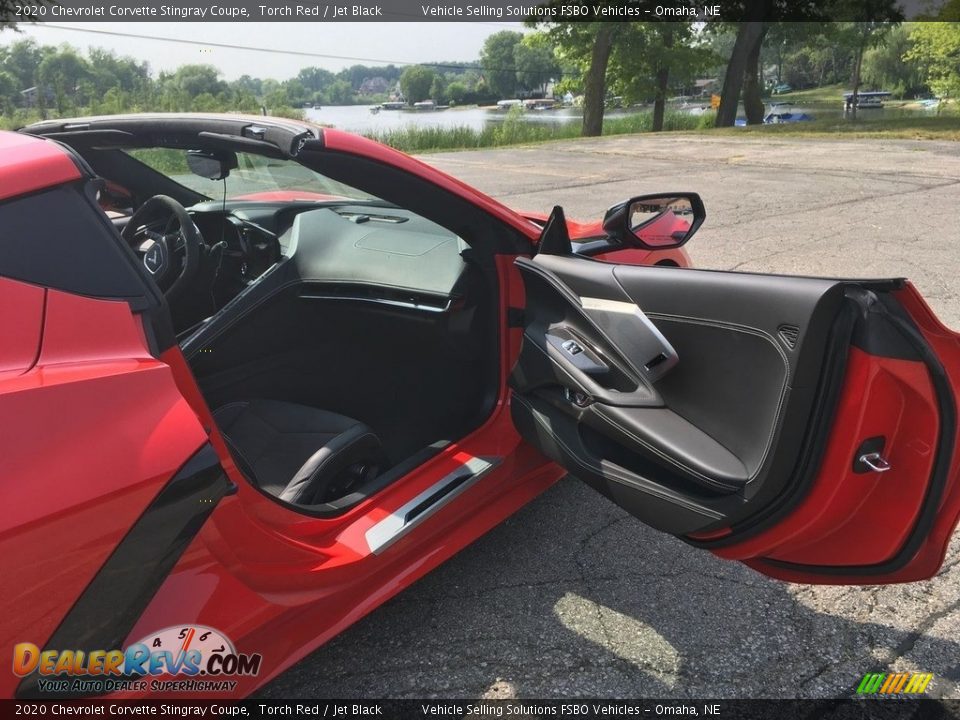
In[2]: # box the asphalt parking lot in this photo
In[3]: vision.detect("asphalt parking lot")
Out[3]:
[259,134,960,700]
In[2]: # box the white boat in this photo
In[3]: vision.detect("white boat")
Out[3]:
[524,98,560,111]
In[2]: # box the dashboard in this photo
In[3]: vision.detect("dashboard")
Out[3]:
[178,199,471,348]
[189,210,280,283]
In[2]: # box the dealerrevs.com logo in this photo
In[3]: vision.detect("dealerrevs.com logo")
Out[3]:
[12,625,262,694]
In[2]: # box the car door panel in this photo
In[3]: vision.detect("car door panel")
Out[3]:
[0,278,44,379]
[512,255,850,505]
[0,288,218,699]
[511,253,960,583]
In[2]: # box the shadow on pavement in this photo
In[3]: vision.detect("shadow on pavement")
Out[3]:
[257,477,960,700]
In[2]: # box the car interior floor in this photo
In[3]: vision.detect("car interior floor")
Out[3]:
[187,266,498,487]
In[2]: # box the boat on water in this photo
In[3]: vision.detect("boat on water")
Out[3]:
[843,91,892,109]
[381,101,406,110]
[524,98,561,111]
[496,99,523,111]
[735,109,815,126]
[764,110,814,123]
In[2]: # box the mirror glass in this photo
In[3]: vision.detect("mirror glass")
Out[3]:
[628,196,695,247]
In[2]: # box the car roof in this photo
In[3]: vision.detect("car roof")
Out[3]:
[19,113,540,244]
[0,131,83,201]
[23,113,322,158]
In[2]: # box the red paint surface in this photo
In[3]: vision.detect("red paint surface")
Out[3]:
[0,292,208,699]
[709,283,960,584]
[0,278,45,379]
[0,131,81,201]
[8,117,960,699]
[116,255,563,698]
[713,348,937,566]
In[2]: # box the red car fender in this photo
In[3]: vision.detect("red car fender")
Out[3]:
[0,284,210,699]
[114,255,563,698]
[0,133,82,201]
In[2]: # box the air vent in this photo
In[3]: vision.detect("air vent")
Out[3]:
[778,324,800,349]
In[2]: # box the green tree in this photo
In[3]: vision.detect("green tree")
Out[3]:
[906,22,960,100]
[531,21,621,136]
[514,34,560,94]
[531,2,678,137]
[191,92,220,112]
[713,16,772,126]
[835,18,901,119]
[609,24,714,131]
[480,30,523,98]
[0,38,44,91]
[399,65,435,104]
[233,75,263,96]
[87,48,149,96]
[325,79,354,105]
[281,78,309,106]
[430,74,447,103]
[709,1,836,126]
[446,81,468,104]
[297,66,335,94]
[38,47,90,114]
[0,69,15,113]
[167,64,225,98]
[862,23,924,96]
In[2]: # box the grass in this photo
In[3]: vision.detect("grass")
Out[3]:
[368,107,960,152]
[724,115,960,141]
[766,83,849,106]
[365,108,709,152]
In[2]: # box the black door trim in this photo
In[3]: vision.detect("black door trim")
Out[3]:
[15,443,234,699]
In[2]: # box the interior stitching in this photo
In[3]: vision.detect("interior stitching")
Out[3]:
[644,312,791,483]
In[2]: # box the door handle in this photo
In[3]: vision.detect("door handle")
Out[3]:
[858,452,891,474]
[853,436,890,474]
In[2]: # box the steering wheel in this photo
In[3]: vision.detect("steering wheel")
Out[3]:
[122,195,203,302]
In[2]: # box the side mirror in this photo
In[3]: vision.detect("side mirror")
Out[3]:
[186,149,238,181]
[602,192,705,250]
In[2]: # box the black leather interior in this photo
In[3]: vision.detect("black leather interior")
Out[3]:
[214,399,386,505]
[510,254,863,535]
[183,195,498,482]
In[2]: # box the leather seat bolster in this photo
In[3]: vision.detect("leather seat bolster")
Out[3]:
[212,398,385,506]
[280,426,383,504]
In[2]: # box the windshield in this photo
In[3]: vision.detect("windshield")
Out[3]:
[126,148,377,202]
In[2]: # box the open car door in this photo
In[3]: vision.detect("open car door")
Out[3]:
[510,251,960,584]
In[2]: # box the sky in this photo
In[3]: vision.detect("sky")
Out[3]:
[8,22,528,80]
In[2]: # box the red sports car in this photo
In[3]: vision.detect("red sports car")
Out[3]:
[3,114,960,700]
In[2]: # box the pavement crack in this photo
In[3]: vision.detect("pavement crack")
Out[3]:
[887,595,960,666]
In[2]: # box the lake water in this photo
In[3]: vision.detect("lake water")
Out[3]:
[304,100,943,135]
[305,104,598,134]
